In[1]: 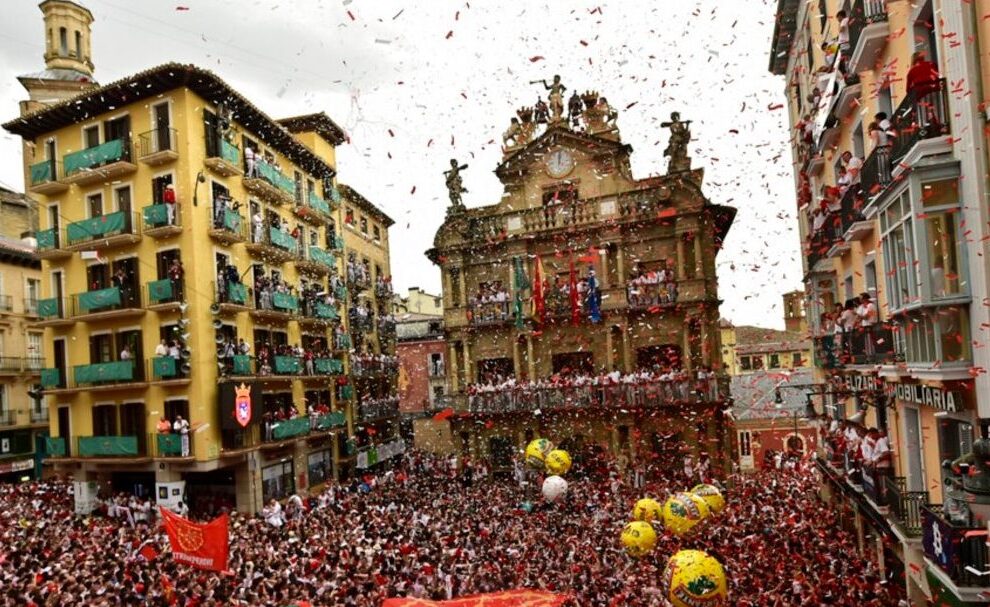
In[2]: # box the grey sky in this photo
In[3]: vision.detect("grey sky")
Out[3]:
[0,0,800,329]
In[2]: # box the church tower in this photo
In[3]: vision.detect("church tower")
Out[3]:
[18,0,98,116]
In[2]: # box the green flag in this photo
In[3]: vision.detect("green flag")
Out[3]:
[513,257,530,329]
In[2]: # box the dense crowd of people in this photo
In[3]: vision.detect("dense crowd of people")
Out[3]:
[0,450,905,606]
[627,265,678,306]
[813,292,879,366]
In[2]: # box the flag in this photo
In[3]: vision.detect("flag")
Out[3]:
[513,257,530,330]
[586,270,602,323]
[382,590,571,607]
[569,257,579,326]
[531,255,545,325]
[433,407,454,421]
[138,543,159,562]
[159,507,229,572]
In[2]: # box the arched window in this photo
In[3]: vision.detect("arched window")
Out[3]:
[74,31,81,58]
[58,27,67,56]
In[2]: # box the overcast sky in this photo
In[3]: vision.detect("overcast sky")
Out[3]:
[0,0,800,329]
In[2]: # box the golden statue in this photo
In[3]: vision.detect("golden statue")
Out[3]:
[531,75,567,124]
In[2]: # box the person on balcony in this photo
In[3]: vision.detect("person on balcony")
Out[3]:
[856,292,877,361]
[252,210,264,243]
[163,183,177,225]
[244,145,258,178]
[168,258,184,302]
[840,150,863,188]
[836,10,850,53]
[173,415,190,457]
[868,112,896,149]
[154,339,168,358]
[156,416,171,435]
[907,51,943,134]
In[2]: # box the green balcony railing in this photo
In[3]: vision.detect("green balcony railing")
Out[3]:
[256,163,296,196]
[78,435,139,457]
[37,297,63,319]
[314,302,338,320]
[151,356,179,379]
[269,227,298,253]
[36,228,60,251]
[74,360,135,385]
[330,234,345,251]
[307,247,335,268]
[40,367,62,388]
[335,334,351,350]
[65,211,131,244]
[270,416,311,441]
[76,286,123,312]
[314,358,344,374]
[30,159,59,185]
[272,291,298,311]
[307,191,331,215]
[63,138,130,176]
[228,282,248,305]
[142,203,173,228]
[231,355,253,376]
[221,139,240,165]
[44,436,66,457]
[155,433,184,457]
[316,410,346,430]
[274,356,301,375]
[147,279,175,304]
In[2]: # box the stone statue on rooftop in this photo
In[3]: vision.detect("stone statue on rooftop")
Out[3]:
[444,159,468,214]
[662,111,692,173]
[532,75,566,124]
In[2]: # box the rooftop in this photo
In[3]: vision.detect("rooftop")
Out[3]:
[339,184,394,227]
[277,112,348,147]
[4,62,336,179]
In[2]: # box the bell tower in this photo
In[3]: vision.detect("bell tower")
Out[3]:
[18,0,98,116]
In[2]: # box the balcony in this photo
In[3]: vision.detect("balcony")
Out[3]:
[351,357,398,378]
[63,211,141,251]
[838,187,872,242]
[313,358,345,375]
[23,298,40,318]
[334,333,352,351]
[299,299,340,328]
[214,280,251,314]
[627,280,679,310]
[251,290,298,322]
[151,432,194,459]
[295,246,336,277]
[74,435,149,460]
[73,360,144,391]
[357,398,399,422]
[30,407,49,424]
[847,0,889,74]
[34,228,71,260]
[468,301,511,326]
[294,191,334,225]
[28,159,68,195]
[224,355,296,381]
[62,138,136,187]
[263,411,347,445]
[40,367,66,390]
[243,162,295,205]
[142,202,182,239]
[860,145,892,199]
[459,378,728,415]
[245,226,298,263]
[890,79,952,170]
[204,138,242,177]
[347,270,371,292]
[348,314,375,334]
[146,278,185,312]
[36,297,74,327]
[209,208,246,244]
[71,286,144,322]
[885,476,927,538]
[137,128,179,166]
[329,233,345,253]
[0,356,43,375]
[922,504,990,591]
[149,356,190,386]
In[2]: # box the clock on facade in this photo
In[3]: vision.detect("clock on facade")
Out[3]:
[545,148,575,178]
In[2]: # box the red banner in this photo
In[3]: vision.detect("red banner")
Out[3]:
[382,590,570,607]
[159,507,229,572]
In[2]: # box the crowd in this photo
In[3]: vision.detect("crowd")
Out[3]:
[814,292,879,366]
[351,352,399,376]
[347,257,371,287]
[0,450,905,606]
[627,265,678,307]
[819,415,893,490]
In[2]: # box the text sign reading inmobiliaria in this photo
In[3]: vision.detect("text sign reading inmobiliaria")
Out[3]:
[886,384,960,412]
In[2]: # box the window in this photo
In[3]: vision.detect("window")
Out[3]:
[74,31,81,57]
[429,353,444,376]
[738,430,752,457]
[373,225,381,241]
[27,332,42,368]
[792,351,803,367]
[87,192,103,217]
[262,461,294,501]
[345,207,355,225]
[308,449,333,486]
[769,353,780,369]
[152,175,173,204]
[360,216,368,234]
[294,171,303,204]
[83,125,100,148]
[26,278,40,313]
[879,190,918,311]
[92,405,117,436]
[59,27,67,56]
[739,356,752,371]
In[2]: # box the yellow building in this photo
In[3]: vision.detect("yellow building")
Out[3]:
[2,1,398,512]
[393,287,443,316]
[0,213,46,482]
[426,85,735,471]
[719,321,812,376]
[771,0,990,602]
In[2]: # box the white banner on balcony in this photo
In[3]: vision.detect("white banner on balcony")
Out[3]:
[813,53,844,146]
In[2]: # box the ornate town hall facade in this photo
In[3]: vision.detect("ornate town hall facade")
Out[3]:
[426,82,736,471]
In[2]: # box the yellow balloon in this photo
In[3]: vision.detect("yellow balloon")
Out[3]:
[632,497,663,522]
[663,549,728,607]
[691,484,725,514]
[620,520,657,557]
[525,438,553,468]
[545,449,571,475]
[662,492,710,537]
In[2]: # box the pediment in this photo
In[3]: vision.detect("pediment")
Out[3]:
[495,126,630,181]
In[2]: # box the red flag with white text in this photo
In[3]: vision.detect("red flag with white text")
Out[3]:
[159,507,229,572]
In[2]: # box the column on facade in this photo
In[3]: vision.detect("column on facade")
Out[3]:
[616,247,625,284]
[599,247,609,288]
[682,317,693,371]
[457,267,467,307]
[512,338,522,379]
[462,339,471,385]
[621,327,631,373]
[442,270,452,308]
[676,237,686,280]
[605,329,614,372]
[448,342,460,392]
[700,311,710,367]
[693,235,703,277]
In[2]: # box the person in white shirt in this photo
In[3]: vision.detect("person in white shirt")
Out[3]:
[855,293,877,360]
[252,212,264,243]
[119,345,132,361]
[244,145,257,177]
[173,415,190,456]
[836,10,850,52]
[842,150,863,186]
[154,340,168,357]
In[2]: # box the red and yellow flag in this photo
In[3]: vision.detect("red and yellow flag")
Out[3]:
[382,590,570,607]
[531,255,545,325]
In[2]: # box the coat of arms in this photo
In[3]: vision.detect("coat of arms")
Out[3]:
[235,383,252,428]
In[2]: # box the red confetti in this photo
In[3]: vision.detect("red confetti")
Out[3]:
[529,56,545,62]
[347,10,355,20]
[445,30,453,39]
